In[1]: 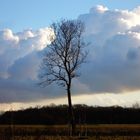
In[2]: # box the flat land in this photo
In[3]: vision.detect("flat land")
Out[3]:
[0,124,140,140]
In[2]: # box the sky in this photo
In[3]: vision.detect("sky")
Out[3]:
[1,0,140,32]
[0,0,140,111]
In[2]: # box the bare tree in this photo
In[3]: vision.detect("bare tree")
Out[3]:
[39,19,87,135]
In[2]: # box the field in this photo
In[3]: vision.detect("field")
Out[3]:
[0,124,140,140]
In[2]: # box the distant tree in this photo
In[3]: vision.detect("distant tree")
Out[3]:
[38,19,87,135]
[132,102,140,109]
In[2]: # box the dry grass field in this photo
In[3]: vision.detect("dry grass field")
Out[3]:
[0,124,140,140]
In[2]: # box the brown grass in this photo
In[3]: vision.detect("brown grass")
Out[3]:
[0,124,140,140]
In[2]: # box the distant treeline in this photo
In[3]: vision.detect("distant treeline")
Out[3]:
[0,104,140,125]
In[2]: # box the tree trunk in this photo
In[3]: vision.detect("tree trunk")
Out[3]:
[67,87,75,136]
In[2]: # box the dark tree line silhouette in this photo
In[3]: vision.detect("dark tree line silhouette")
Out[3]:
[0,104,140,125]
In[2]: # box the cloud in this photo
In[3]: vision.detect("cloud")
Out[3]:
[0,27,54,78]
[1,5,140,103]
[8,52,40,80]
[78,5,140,93]
[0,27,55,103]
[1,91,140,111]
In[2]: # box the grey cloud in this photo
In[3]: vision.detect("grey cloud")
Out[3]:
[8,52,41,80]
[0,77,65,103]
[127,49,139,61]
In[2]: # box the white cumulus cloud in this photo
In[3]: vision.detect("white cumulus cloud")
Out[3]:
[77,5,140,93]
[0,27,54,79]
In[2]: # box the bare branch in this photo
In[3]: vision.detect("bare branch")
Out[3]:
[38,19,87,88]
